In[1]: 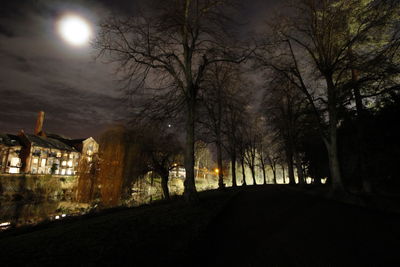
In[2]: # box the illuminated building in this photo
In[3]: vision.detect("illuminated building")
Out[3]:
[0,111,98,176]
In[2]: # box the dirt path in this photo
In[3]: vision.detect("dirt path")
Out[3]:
[194,185,400,266]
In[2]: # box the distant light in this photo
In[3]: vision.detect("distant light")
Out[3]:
[61,214,67,217]
[58,14,92,46]
[168,124,172,128]
[0,222,11,227]
[215,168,219,174]
[55,215,60,220]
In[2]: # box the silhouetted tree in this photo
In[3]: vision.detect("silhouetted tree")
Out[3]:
[262,73,309,185]
[259,0,400,192]
[199,63,249,188]
[95,0,250,202]
[221,74,250,187]
[141,126,183,200]
[243,118,261,185]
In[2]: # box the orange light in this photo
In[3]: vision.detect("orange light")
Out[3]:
[215,168,219,174]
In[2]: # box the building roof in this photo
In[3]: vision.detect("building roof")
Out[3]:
[46,134,88,152]
[25,134,77,152]
[0,133,22,147]
[47,133,89,143]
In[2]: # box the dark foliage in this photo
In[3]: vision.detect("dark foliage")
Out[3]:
[303,93,400,190]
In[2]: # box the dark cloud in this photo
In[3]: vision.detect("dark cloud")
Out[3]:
[0,0,125,138]
[0,24,14,38]
[0,0,277,138]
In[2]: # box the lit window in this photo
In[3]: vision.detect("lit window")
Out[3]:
[32,158,39,164]
[10,157,20,167]
[55,169,59,175]
[63,153,68,157]
[61,169,66,175]
[31,167,37,174]
[9,167,19,174]
[67,169,72,175]
[41,158,46,167]
[67,160,73,167]
[69,154,73,159]
[56,152,62,158]
[62,161,67,166]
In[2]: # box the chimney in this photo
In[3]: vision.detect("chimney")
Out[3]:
[34,111,45,136]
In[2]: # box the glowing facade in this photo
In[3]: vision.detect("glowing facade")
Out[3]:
[0,111,98,176]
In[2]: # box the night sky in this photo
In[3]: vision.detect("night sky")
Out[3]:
[0,0,278,139]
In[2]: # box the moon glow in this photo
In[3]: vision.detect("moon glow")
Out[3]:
[58,15,91,46]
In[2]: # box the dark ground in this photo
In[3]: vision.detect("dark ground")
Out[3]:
[1,186,400,266]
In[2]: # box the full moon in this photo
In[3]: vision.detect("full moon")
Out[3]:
[58,15,92,46]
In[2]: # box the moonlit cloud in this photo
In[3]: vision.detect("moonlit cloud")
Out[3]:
[0,0,277,138]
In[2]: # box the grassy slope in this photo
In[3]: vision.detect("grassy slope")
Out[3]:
[0,189,238,266]
[2,185,400,266]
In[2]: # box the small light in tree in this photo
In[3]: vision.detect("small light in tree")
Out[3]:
[215,168,219,174]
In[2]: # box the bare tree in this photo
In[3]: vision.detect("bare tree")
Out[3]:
[199,63,249,188]
[243,118,261,185]
[259,0,400,192]
[222,79,249,187]
[142,127,183,200]
[266,149,280,184]
[238,130,247,186]
[199,64,230,189]
[262,72,309,185]
[95,0,249,202]
[257,135,269,185]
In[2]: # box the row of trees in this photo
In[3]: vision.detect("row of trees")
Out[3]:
[91,0,400,203]
[258,0,400,193]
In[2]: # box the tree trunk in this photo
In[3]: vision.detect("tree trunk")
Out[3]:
[272,166,277,184]
[241,157,247,186]
[161,173,170,201]
[250,166,256,185]
[216,140,225,189]
[285,147,296,185]
[326,76,344,192]
[294,151,304,185]
[231,152,237,187]
[261,160,267,185]
[326,141,343,192]
[353,78,371,193]
[183,97,199,203]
